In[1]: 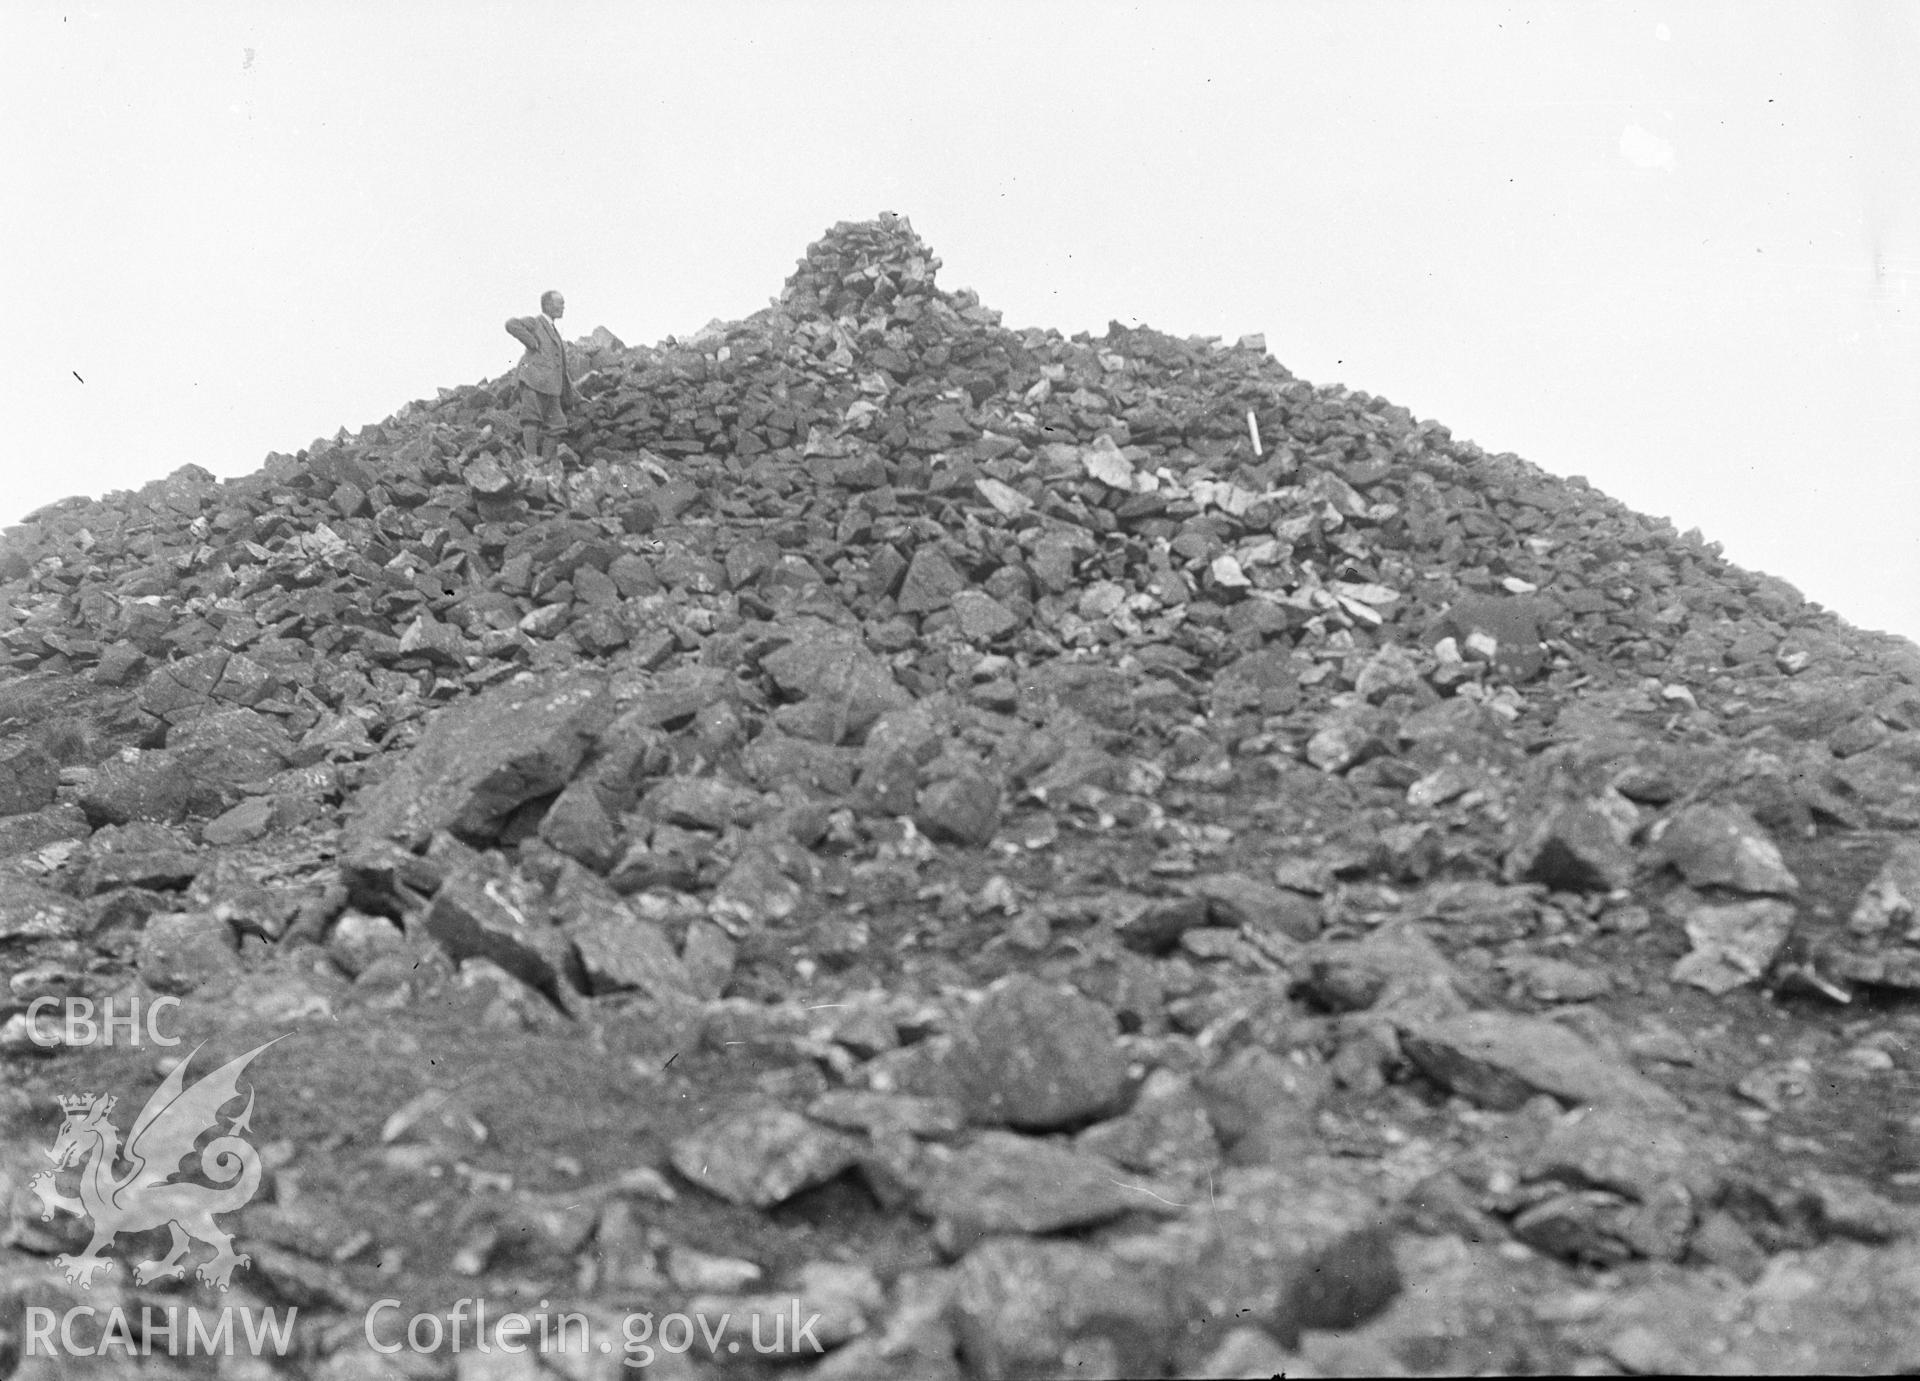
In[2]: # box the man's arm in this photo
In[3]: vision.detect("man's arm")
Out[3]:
[505,316,541,351]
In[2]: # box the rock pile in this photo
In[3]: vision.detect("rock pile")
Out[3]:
[5,215,1920,1375]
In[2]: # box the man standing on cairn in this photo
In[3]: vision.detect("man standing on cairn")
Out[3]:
[505,291,575,464]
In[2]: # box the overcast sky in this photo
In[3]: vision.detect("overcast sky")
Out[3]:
[6,2,1917,644]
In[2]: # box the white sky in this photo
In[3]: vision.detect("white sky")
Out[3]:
[6,2,1918,644]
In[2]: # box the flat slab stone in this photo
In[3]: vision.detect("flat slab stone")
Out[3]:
[1190,871,1322,941]
[919,1131,1171,1237]
[1399,1010,1681,1112]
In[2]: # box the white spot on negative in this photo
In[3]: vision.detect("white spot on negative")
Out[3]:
[1619,124,1677,172]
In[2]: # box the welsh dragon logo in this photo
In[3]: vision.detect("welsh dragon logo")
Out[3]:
[29,1037,283,1291]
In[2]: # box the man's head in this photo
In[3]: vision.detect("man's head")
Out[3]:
[541,291,565,319]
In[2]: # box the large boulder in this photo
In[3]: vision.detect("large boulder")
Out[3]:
[343,669,612,856]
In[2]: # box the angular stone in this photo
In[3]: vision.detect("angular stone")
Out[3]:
[896,546,968,614]
[1559,1240,1920,1374]
[1832,737,1920,828]
[914,770,1001,847]
[1305,704,1390,774]
[807,1090,967,1141]
[92,642,149,686]
[557,870,692,1000]
[422,874,573,1004]
[669,1106,861,1207]
[210,652,278,707]
[680,918,737,1000]
[1400,1010,1680,1111]
[344,668,612,854]
[1508,797,1638,893]
[0,878,88,941]
[951,589,1020,642]
[706,846,801,933]
[1027,534,1082,595]
[1081,436,1135,489]
[1299,925,1471,1021]
[138,910,245,995]
[139,649,230,722]
[518,602,570,639]
[200,796,275,846]
[1118,895,1211,954]
[0,739,58,817]
[1850,838,1920,938]
[81,749,223,825]
[327,909,408,978]
[949,1237,1182,1381]
[644,776,762,831]
[1501,953,1614,1003]
[1430,594,1550,680]
[1196,1329,1295,1381]
[922,1131,1168,1238]
[861,544,908,601]
[655,549,727,593]
[685,1271,882,1357]
[1075,1069,1217,1176]
[1523,1103,1733,1205]
[1190,872,1322,941]
[610,664,736,732]
[759,624,912,742]
[538,777,620,872]
[822,451,888,489]
[608,552,659,598]
[572,564,620,609]
[1197,1048,1328,1162]
[944,973,1127,1129]
[1509,1189,1645,1266]
[297,711,379,762]
[396,613,467,665]
[1671,897,1796,994]
[465,453,515,496]
[1141,1161,1402,1354]
[740,730,858,795]
[1650,804,1798,896]
[577,608,632,655]
[0,802,91,859]
[168,708,297,784]
[807,1268,961,1381]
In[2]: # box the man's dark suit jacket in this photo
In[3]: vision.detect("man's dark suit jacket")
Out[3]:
[505,314,573,400]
